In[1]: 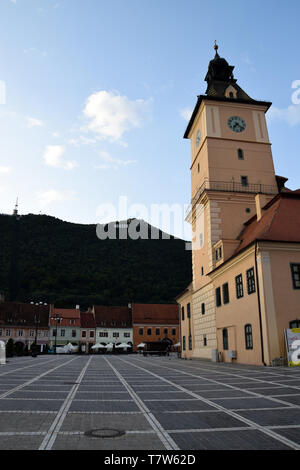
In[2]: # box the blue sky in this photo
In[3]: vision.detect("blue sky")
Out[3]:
[0,0,300,238]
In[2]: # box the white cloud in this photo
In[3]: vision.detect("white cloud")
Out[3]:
[37,189,77,207]
[43,145,78,170]
[268,104,300,127]
[24,47,47,57]
[0,166,12,174]
[180,107,193,122]
[82,90,152,141]
[95,150,137,170]
[68,136,97,147]
[26,116,44,128]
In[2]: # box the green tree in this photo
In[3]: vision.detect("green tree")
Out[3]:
[6,338,14,357]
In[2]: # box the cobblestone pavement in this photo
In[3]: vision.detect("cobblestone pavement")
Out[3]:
[1,354,300,450]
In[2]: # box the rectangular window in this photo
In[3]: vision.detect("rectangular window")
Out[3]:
[235,274,244,299]
[53,330,57,337]
[99,332,108,337]
[245,324,253,350]
[291,263,300,289]
[223,329,229,350]
[6,330,10,336]
[70,319,75,325]
[172,328,176,336]
[61,329,65,337]
[72,330,76,338]
[223,283,230,304]
[183,336,186,351]
[187,303,191,318]
[181,306,185,321]
[147,328,152,336]
[82,331,86,338]
[216,287,222,307]
[113,332,119,338]
[44,331,48,337]
[139,328,143,335]
[241,176,248,186]
[188,335,192,350]
[156,328,160,336]
[201,303,205,315]
[18,330,23,337]
[89,331,94,338]
[247,267,256,294]
[164,328,168,335]
[124,332,130,338]
[201,266,204,275]
[0,329,2,336]
[203,335,207,347]
[30,330,35,337]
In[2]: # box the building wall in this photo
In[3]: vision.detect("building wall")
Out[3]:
[80,329,96,353]
[50,326,81,347]
[95,328,133,346]
[133,324,179,352]
[0,327,49,347]
[266,244,300,358]
[177,289,194,359]
[192,281,217,359]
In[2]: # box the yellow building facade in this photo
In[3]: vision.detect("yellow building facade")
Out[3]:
[176,44,300,365]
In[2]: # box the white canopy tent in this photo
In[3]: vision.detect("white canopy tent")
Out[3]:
[91,343,107,350]
[115,343,131,349]
[137,343,146,348]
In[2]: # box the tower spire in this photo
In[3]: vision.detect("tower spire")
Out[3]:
[13,197,18,216]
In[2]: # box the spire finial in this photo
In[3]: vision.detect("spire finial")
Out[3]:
[214,40,218,51]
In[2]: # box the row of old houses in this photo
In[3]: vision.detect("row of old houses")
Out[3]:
[0,301,180,353]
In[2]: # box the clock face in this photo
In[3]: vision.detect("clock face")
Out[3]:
[196,129,201,147]
[228,116,246,133]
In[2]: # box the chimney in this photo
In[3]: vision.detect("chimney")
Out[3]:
[255,194,269,221]
[76,305,80,310]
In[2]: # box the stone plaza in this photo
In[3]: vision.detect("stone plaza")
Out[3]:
[0,355,300,450]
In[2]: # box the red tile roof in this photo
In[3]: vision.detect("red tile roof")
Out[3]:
[94,306,131,328]
[235,191,300,254]
[80,311,96,328]
[50,307,81,327]
[0,302,50,328]
[132,303,179,325]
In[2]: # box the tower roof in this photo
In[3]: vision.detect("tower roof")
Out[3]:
[184,43,272,139]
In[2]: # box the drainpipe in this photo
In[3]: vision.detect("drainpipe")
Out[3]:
[254,241,267,366]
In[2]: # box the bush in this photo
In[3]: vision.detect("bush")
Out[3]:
[6,338,14,357]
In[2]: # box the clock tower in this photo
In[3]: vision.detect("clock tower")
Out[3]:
[184,43,279,358]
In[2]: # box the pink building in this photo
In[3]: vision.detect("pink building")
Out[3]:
[0,302,50,352]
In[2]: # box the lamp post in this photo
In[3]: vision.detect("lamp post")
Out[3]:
[50,314,63,354]
[30,301,47,354]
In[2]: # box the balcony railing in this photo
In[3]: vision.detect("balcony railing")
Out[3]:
[185,180,278,219]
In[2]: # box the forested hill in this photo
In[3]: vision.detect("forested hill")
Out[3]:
[0,214,192,308]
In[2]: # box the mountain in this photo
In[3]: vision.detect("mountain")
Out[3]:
[0,214,192,308]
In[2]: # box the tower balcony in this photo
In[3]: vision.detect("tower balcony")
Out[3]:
[185,180,278,221]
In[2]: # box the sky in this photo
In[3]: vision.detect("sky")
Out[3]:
[0,0,300,238]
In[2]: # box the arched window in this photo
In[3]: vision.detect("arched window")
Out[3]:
[222,328,228,350]
[229,92,234,98]
[245,324,253,350]
[238,148,244,160]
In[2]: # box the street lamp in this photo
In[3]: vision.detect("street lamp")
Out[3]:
[50,313,63,354]
[30,301,47,354]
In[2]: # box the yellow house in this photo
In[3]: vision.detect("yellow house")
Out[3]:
[176,43,300,365]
